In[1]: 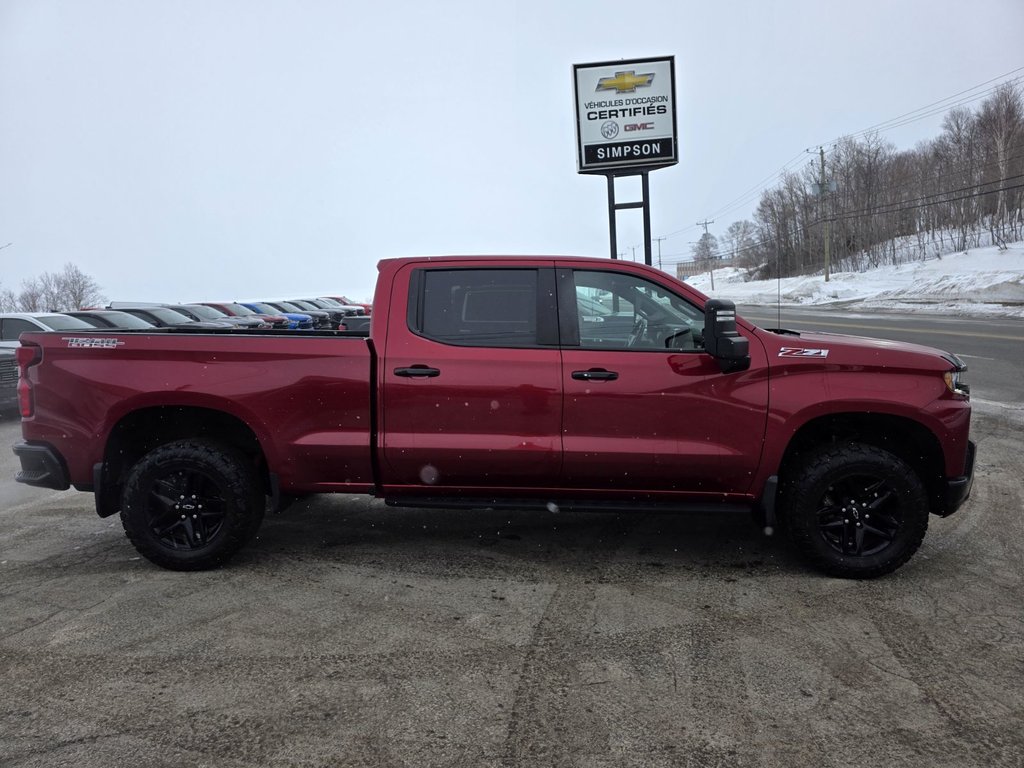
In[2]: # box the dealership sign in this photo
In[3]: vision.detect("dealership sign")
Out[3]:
[573,56,678,174]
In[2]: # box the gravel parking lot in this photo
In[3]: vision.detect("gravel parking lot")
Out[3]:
[1,404,1022,768]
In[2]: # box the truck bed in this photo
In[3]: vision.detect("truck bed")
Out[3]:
[19,328,375,494]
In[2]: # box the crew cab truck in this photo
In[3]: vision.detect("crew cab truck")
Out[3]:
[13,256,974,578]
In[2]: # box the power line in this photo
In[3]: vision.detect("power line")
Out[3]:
[665,65,1024,242]
[817,172,1024,220]
[836,71,1024,143]
[703,150,810,222]
[826,181,1024,223]
[823,148,1024,203]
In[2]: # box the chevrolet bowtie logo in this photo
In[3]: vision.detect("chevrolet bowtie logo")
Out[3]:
[596,70,655,93]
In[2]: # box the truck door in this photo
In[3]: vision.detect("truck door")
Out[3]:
[380,264,563,492]
[558,266,768,496]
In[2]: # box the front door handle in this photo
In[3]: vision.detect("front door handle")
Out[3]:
[572,368,618,381]
[394,365,441,378]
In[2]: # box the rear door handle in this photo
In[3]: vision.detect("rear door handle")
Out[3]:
[571,368,618,381]
[394,365,441,378]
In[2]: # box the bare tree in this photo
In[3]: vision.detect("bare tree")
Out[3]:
[56,263,105,310]
[0,288,17,312]
[691,232,721,288]
[721,220,759,272]
[691,232,720,265]
[17,278,46,312]
[12,264,105,312]
[977,83,1024,240]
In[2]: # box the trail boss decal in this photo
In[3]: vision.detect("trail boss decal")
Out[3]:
[63,337,125,349]
[779,347,829,358]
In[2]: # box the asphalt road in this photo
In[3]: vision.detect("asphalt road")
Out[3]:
[2,310,1023,767]
[739,306,1024,406]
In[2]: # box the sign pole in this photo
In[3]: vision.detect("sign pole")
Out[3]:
[641,171,652,266]
[606,175,618,260]
[605,172,652,264]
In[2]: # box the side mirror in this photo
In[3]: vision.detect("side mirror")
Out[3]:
[704,299,750,373]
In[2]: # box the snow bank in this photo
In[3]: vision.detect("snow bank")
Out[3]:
[684,242,1024,318]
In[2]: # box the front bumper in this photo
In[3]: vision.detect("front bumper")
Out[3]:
[942,440,976,517]
[12,441,70,491]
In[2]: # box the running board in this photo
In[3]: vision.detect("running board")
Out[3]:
[383,496,752,515]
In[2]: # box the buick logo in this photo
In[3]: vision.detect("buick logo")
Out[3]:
[600,121,619,139]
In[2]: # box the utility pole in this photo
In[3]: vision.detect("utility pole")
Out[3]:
[696,219,715,291]
[653,236,666,270]
[819,147,831,282]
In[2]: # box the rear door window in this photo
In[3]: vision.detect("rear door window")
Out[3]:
[410,268,554,347]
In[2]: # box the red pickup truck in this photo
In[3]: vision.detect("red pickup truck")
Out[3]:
[13,256,974,578]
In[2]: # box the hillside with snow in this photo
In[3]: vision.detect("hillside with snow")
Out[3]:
[685,242,1024,318]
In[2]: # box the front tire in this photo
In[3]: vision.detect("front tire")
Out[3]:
[781,442,929,579]
[120,440,264,571]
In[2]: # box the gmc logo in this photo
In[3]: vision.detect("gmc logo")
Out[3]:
[624,122,655,132]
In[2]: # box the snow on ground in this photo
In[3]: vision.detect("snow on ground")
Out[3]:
[684,241,1024,318]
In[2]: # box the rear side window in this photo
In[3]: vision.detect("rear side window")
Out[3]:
[411,269,541,347]
[38,315,96,331]
[2,319,38,340]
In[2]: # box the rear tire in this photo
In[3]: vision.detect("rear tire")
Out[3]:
[781,442,929,579]
[120,440,264,571]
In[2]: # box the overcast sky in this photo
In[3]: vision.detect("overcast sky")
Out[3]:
[1,0,1022,304]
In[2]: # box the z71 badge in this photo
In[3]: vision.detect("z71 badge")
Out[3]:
[779,347,829,358]
[63,337,125,349]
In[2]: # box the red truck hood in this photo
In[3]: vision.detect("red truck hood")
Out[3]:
[752,327,960,373]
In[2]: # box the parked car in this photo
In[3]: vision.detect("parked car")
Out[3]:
[0,312,95,349]
[200,302,292,329]
[288,299,349,328]
[106,305,231,330]
[306,297,365,316]
[324,295,372,315]
[168,304,270,329]
[63,310,158,330]
[241,302,314,329]
[0,348,17,412]
[263,301,332,329]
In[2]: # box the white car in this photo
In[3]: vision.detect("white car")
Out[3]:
[0,312,95,349]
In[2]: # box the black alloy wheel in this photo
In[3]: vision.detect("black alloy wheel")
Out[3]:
[146,467,228,551]
[782,442,929,579]
[816,474,902,557]
[120,440,264,570]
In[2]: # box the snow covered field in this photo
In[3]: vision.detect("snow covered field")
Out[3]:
[685,242,1024,318]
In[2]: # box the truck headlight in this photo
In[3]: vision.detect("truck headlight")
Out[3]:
[943,369,970,397]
